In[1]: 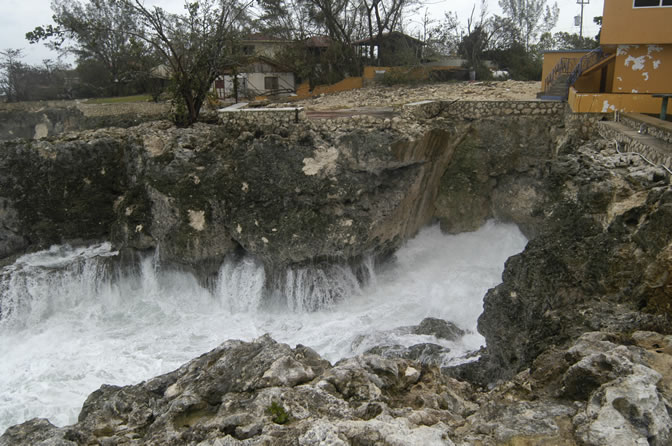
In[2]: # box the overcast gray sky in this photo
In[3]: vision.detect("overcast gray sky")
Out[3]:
[1,0,605,66]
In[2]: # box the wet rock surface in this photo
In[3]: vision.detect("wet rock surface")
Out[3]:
[413,317,465,341]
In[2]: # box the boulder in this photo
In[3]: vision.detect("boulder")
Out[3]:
[413,317,465,341]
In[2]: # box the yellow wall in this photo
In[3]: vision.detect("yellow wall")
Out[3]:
[573,68,603,93]
[611,44,672,94]
[311,77,363,96]
[363,66,392,79]
[541,51,588,91]
[568,87,665,114]
[363,66,427,81]
[293,77,364,99]
[601,0,672,45]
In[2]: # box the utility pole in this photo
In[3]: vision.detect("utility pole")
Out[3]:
[577,0,590,38]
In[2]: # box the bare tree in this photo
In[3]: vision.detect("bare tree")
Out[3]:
[302,0,361,44]
[360,0,409,58]
[115,0,253,125]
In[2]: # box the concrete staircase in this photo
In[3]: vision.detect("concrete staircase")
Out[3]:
[538,74,570,100]
[540,49,613,101]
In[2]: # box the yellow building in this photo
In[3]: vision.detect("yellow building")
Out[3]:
[542,0,672,116]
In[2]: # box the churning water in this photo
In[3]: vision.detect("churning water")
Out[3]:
[0,221,526,433]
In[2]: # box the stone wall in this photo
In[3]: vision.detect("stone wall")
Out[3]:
[0,101,170,141]
[219,107,305,127]
[598,121,672,169]
[619,113,672,145]
[402,100,565,121]
[563,107,610,141]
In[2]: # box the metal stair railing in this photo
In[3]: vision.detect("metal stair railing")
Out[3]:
[544,57,578,94]
[568,48,607,86]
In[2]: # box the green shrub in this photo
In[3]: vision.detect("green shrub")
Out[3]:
[267,401,289,425]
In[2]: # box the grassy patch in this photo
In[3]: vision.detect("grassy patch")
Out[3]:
[267,401,290,424]
[84,95,153,104]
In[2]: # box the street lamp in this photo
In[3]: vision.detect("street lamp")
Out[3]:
[577,0,590,38]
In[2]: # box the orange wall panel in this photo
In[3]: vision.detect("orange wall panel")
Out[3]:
[568,87,665,114]
[363,66,393,79]
[601,0,672,45]
[611,44,672,94]
[311,77,363,96]
[573,69,602,93]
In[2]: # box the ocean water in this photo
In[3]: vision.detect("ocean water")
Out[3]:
[0,221,527,433]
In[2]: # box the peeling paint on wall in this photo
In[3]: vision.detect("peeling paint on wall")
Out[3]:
[601,100,615,113]
[648,45,663,55]
[617,45,638,56]
[614,44,672,93]
[625,55,646,70]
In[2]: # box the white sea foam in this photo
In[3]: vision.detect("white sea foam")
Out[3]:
[0,221,526,433]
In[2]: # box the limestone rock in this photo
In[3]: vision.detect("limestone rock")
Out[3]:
[5,330,672,446]
[464,141,672,384]
[0,336,472,446]
[565,333,672,446]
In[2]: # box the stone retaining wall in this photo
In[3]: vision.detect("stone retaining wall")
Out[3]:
[598,121,672,169]
[219,107,305,127]
[402,100,565,121]
[619,113,672,145]
[76,102,169,118]
[564,108,611,141]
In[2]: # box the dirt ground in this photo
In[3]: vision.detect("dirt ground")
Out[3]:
[284,80,542,111]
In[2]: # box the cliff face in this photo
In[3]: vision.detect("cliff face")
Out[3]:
[470,140,672,383]
[0,114,561,274]
[0,136,128,260]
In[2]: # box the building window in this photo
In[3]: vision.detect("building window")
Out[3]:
[634,0,672,7]
[264,76,279,91]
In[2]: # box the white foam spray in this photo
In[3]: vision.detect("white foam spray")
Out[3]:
[0,221,526,433]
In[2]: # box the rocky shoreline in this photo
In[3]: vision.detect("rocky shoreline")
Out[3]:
[1,107,671,444]
[2,329,670,445]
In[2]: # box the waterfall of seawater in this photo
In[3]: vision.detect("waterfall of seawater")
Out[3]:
[0,221,527,433]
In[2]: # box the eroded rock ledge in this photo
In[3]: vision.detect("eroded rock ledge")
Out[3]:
[0,112,563,274]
